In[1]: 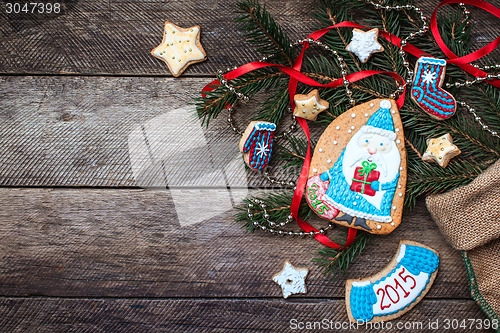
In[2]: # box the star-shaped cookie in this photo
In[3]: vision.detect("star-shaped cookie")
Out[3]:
[293,89,329,121]
[272,260,309,299]
[422,133,461,168]
[346,28,384,63]
[151,22,207,77]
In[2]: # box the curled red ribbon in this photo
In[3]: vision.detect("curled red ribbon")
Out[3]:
[201,0,500,249]
[431,0,500,88]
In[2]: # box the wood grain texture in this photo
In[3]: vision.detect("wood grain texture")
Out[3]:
[1,0,499,76]
[0,297,490,333]
[0,0,317,76]
[0,75,304,187]
[0,187,470,299]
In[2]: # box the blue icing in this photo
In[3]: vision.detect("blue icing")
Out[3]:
[419,57,446,66]
[349,244,439,322]
[254,122,276,131]
[321,151,399,221]
[350,285,377,322]
[400,245,439,276]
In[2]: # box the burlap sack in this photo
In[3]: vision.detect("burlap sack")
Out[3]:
[426,159,500,325]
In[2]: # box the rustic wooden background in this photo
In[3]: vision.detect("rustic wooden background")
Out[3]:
[0,0,498,331]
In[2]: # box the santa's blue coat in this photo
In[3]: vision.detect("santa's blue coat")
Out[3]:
[320,150,399,222]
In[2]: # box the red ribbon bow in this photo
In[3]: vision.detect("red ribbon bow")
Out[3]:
[201,0,500,249]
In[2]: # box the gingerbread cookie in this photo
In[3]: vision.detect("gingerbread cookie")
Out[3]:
[151,22,207,77]
[346,28,384,63]
[422,133,461,167]
[239,121,276,171]
[293,89,329,121]
[307,99,407,234]
[346,240,439,323]
[411,57,456,120]
[272,260,309,299]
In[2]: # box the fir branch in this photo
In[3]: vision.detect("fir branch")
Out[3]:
[275,135,311,172]
[235,0,295,65]
[313,231,371,280]
[235,191,313,232]
[195,69,284,125]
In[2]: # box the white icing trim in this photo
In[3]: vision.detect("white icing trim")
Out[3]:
[360,125,397,141]
[380,100,392,109]
[323,195,393,223]
[352,280,371,287]
[396,244,406,263]
[372,266,430,315]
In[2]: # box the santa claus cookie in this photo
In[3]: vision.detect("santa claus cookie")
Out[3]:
[306,99,406,234]
[346,240,439,323]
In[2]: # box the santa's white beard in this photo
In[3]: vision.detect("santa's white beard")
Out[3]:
[341,131,401,212]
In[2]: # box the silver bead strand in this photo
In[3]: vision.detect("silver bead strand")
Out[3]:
[364,1,428,95]
[458,100,500,139]
[247,199,333,237]
[294,38,355,105]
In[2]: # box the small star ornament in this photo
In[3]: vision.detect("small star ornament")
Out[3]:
[272,260,309,299]
[151,22,207,77]
[346,28,384,63]
[422,133,461,168]
[293,89,329,121]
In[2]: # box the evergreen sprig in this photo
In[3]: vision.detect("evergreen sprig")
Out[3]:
[235,0,295,66]
[235,191,313,232]
[313,231,372,280]
[199,0,499,279]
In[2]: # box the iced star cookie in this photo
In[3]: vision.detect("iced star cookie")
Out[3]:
[422,133,461,168]
[346,28,384,63]
[346,240,439,323]
[307,99,407,234]
[151,22,207,77]
[272,260,309,299]
[293,89,329,121]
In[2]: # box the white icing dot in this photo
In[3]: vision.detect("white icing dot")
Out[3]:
[398,185,402,189]
[364,113,369,117]
[333,141,338,145]
[391,110,396,114]
[356,196,360,199]
[351,126,355,130]
[348,130,352,133]
[395,128,400,132]
[319,148,323,152]
[353,202,357,206]
[399,167,403,171]
[377,225,382,229]
[369,103,374,107]
[391,222,395,226]
[327,159,332,164]
[398,193,403,197]
[313,168,318,173]
[336,126,340,130]
[351,113,356,118]
[396,139,401,144]
[392,206,397,210]
[380,99,391,109]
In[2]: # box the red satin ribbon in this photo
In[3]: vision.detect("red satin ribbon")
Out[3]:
[201,42,405,250]
[431,0,500,88]
[202,0,500,249]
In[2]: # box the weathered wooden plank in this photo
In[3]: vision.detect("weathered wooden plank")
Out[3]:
[0,187,471,298]
[1,0,499,76]
[0,0,317,75]
[0,75,302,187]
[0,297,490,333]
